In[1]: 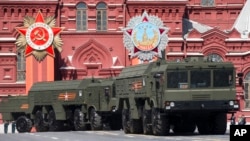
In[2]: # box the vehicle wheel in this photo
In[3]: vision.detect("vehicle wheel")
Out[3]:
[34,110,49,132]
[109,112,122,130]
[151,108,169,136]
[197,118,211,135]
[212,113,227,134]
[129,118,143,134]
[143,108,152,135]
[90,108,102,130]
[48,110,62,131]
[122,109,130,133]
[74,109,86,131]
[173,119,196,134]
[16,116,32,133]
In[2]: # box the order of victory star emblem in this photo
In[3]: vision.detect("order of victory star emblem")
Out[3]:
[15,11,64,61]
[123,11,169,61]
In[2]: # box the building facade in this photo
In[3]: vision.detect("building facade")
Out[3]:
[0,0,250,121]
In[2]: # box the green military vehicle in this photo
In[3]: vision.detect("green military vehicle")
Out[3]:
[0,78,121,132]
[85,78,121,130]
[0,95,32,132]
[115,57,240,135]
[0,57,240,135]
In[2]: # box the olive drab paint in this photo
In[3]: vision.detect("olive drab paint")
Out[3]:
[0,57,240,135]
[115,57,240,135]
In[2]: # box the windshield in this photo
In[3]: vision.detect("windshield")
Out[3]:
[167,71,188,88]
[213,69,233,87]
[191,70,210,88]
[166,69,234,89]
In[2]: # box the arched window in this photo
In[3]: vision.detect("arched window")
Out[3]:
[96,2,107,31]
[207,53,223,62]
[17,51,26,82]
[244,73,250,108]
[4,8,7,17]
[76,2,87,31]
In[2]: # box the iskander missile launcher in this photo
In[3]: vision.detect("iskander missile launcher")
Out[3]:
[0,57,240,135]
[115,57,240,135]
[0,95,31,132]
[0,78,121,132]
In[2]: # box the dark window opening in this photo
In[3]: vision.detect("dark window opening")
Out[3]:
[213,69,233,87]
[191,70,211,88]
[167,71,188,88]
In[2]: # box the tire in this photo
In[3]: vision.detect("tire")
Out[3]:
[151,108,169,136]
[122,109,130,134]
[173,120,196,134]
[90,108,102,130]
[143,108,152,135]
[34,110,49,132]
[48,110,62,131]
[126,109,143,134]
[16,116,32,133]
[129,118,143,134]
[74,109,86,131]
[197,120,211,135]
[109,112,122,130]
[212,113,227,134]
[197,113,227,135]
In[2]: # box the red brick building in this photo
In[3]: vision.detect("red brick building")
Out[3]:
[0,0,250,122]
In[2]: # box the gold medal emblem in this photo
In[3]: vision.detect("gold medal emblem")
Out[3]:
[15,11,64,61]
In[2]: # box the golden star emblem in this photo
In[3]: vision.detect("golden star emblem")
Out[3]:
[15,11,64,61]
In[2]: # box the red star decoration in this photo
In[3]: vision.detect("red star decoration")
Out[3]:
[125,14,166,54]
[16,11,63,57]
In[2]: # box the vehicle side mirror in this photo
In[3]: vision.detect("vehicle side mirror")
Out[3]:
[155,81,160,89]
[237,73,243,77]
[237,73,243,86]
[239,78,243,86]
[154,73,162,79]
[104,87,110,97]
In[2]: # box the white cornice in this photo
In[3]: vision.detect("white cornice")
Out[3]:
[59,66,76,70]
[0,53,16,56]
[127,0,187,1]
[5,0,57,1]
[0,37,16,41]
[168,38,183,41]
[225,38,250,41]
[186,38,204,41]
[166,52,204,56]
[63,3,76,6]
[187,52,204,56]
[167,52,184,55]
[226,51,250,56]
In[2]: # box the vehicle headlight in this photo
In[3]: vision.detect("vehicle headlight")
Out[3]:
[170,102,175,107]
[229,101,234,106]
